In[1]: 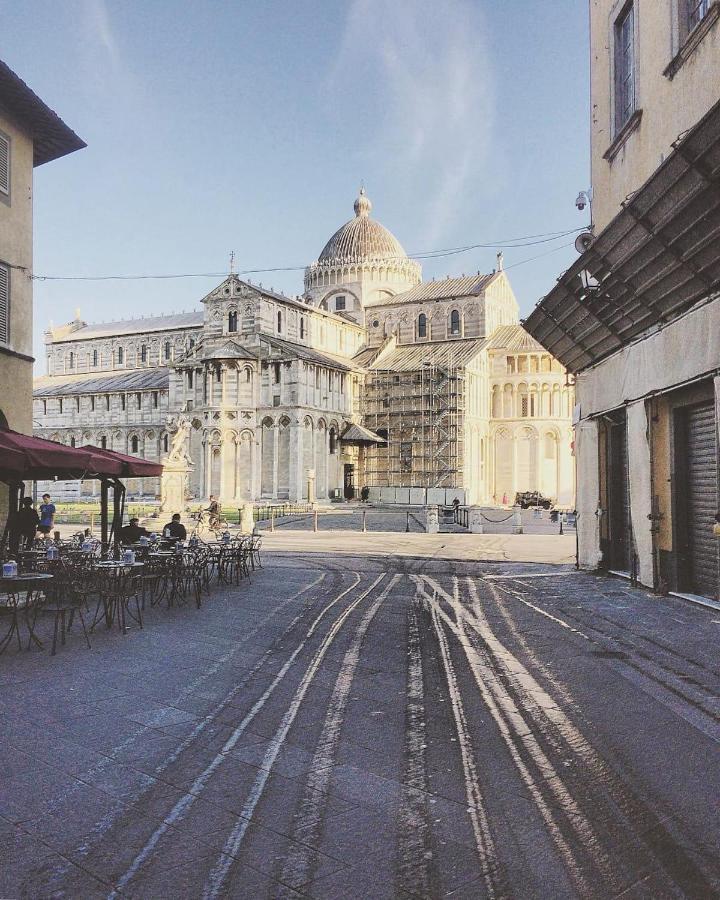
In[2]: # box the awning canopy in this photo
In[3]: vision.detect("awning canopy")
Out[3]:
[340,423,387,444]
[524,96,720,373]
[0,428,162,482]
[79,446,163,478]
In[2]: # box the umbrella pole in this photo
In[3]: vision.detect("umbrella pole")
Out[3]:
[111,479,125,558]
[100,478,109,556]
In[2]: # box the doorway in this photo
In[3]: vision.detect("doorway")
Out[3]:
[343,463,355,500]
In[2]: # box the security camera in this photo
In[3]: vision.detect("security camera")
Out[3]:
[575,192,587,211]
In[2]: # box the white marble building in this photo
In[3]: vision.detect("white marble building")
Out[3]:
[34,190,575,508]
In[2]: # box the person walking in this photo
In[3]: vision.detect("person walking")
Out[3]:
[38,493,56,540]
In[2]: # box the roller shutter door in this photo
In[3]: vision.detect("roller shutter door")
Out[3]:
[609,421,632,572]
[685,401,718,598]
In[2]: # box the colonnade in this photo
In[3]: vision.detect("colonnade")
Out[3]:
[491,383,572,420]
[192,416,342,503]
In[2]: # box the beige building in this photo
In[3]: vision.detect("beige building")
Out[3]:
[527,1,720,599]
[0,60,84,516]
[36,190,575,509]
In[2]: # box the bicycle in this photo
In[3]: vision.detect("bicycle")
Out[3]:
[189,509,230,539]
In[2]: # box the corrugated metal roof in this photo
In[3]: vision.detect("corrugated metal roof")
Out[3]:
[366,273,497,308]
[0,59,86,166]
[53,312,204,342]
[524,96,720,372]
[34,368,169,397]
[368,338,488,372]
[352,345,383,368]
[485,324,546,352]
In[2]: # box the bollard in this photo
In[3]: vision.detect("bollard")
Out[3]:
[270,511,275,533]
[512,505,523,535]
[406,511,410,533]
[362,510,367,533]
[313,510,318,532]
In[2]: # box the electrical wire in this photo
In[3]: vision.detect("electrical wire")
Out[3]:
[22,227,584,282]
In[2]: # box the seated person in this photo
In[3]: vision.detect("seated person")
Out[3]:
[162,513,187,541]
[119,517,150,544]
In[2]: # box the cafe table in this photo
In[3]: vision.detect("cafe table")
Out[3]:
[0,572,54,653]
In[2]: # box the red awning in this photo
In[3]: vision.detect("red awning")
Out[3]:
[0,427,124,481]
[0,428,162,481]
[79,446,163,477]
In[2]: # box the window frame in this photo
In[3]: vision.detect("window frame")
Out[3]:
[335,295,346,311]
[0,262,9,345]
[0,130,10,199]
[418,313,427,339]
[449,309,461,336]
[613,2,636,136]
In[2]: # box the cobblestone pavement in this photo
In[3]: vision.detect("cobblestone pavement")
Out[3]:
[1,550,719,898]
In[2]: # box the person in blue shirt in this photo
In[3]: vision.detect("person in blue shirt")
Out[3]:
[38,493,56,536]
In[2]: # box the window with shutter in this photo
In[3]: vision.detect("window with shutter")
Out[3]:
[0,133,9,196]
[0,264,8,343]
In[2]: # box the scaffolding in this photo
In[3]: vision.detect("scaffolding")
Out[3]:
[360,362,465,489]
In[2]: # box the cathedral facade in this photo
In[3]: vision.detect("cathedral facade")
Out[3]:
[34,190,575,508]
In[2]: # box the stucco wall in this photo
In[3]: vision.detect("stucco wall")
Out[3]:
[590,0,720,230]
[0,107,34,432]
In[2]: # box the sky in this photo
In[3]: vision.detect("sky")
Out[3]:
[2,0,590,370]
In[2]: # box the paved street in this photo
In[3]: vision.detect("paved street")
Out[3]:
[1,549,719,898]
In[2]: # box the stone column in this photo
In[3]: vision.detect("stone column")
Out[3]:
[204,439,212,498]
[251,433,262,500]
[288,422,303,502]
[271,426,279,498]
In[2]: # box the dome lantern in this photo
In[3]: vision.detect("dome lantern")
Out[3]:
[353,186,372,218]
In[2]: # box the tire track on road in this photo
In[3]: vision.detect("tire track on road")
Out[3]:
[270,575,402,897]
[426,591,506,898]
[415,574,612,898]
[202,573,390,899]
[393,598,439,899]
[466,574,720,897]
[105,570,370,899]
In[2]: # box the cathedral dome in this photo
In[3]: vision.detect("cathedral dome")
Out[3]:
[317,188,408,264]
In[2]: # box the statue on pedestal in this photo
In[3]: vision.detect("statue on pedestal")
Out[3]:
[160,416,194,515]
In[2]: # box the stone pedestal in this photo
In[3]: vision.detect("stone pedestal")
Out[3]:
[239,501,255,534]
[425,505,439,534]
[468,507,484,534]
[160,457,192,516]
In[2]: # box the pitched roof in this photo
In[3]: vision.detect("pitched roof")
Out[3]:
[352,345,383,369]
[198,340,260,361]
[368,338,488,372]
[366,273,497,308]
[0,59,86,166]
[52,312,204,342]
[263,336,353,371]
[33,368,170,397]
[340,423,386,444]
[485,324,547,352]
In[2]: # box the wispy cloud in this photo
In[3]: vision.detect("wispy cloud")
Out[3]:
[82,0,120,70]
[329,0,494,245]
